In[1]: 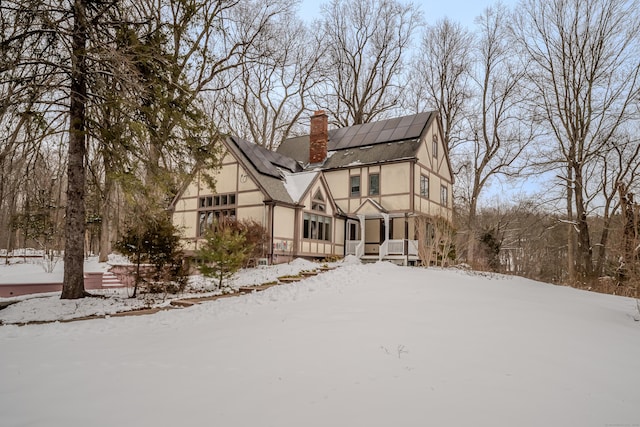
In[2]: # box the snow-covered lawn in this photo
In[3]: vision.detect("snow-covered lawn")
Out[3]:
[1,260,639,426]
[0,256,326,323]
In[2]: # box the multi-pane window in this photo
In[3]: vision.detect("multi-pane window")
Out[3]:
[303,213,332,241]
[369,173,380,196]
[198,193,237,236]
[440,185,448,206]
[420,174,429,197]
[350,175,361,197]
[433,134,438,159]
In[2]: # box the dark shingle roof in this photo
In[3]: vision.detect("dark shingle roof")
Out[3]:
[322,139,422,170]
[221,112,437,204]
[276,112,435,166]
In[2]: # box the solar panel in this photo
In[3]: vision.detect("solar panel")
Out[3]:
[231,137,284,179]
[383,117,402,130]
[327,113,433,151]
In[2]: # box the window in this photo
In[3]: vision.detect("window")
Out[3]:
[420,175,429,197]
[303,213,332,241]
[440,185,448,206]
[198,193,237,236]
[311,190,325,212]
[369,173,380,196]
[350,175,361,197]
[433,134,438,159]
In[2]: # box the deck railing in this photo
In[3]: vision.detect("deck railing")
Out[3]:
[387,239,405,255]
[346,240,365,258]
[408,240,418,256]
[348,239,418,259]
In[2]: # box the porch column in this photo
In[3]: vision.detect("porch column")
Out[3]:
[380,213,390,260]
[357,214,365,241]
[383,213,390,243]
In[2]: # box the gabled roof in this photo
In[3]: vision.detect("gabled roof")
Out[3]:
[223,136,295,205]
[354,198,388,215]
[215,111,441,206]
[276,112,436,167]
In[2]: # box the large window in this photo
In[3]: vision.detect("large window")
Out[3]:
[369,173,380,196]
[420,174,429,197]
[198,193,237,236]
[350,175,361,197]
[440,185,448,206]
[303,213,332,241]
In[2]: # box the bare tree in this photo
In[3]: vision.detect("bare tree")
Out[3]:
[1,0,289,298]
[456,3,533,267]
[210,8,324,149]
[514,0,640,283]
[406,18,474,152]
[315,0,422,126]
[591,130,640,275]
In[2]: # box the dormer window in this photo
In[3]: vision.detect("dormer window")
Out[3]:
[311,190,326,212]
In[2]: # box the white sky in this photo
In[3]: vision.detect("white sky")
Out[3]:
[298,0,520,27]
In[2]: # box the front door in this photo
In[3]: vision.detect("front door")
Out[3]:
[364,219,382,255]
[347,221,360,241]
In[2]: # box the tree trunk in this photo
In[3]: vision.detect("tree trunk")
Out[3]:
[467,194,478,267]
[62,0,88,299]
[566,164,576,284]
[595,220,610,277]
[98,176,113,263]
[574,167,593,280]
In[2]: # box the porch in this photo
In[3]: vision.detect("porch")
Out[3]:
[344,209,420,265]
[345,238,419,265]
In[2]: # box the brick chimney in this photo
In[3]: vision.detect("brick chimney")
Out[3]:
[309,110,328,164]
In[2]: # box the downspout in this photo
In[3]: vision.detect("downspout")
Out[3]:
[410,159,416,212]
[293,204,300,259]
[405,212,409,265]
[343,218,347,258]
[269,202,275,264]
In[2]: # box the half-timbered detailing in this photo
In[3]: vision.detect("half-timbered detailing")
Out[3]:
[172,111,453,265]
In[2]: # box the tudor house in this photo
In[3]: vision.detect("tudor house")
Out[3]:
[171,111,453,265]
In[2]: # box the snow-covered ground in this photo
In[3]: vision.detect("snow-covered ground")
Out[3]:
[1,259,639,426]
[0,256,325,323]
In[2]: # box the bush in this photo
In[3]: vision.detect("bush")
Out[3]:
[115,213,187,297]
[196,218,264,288]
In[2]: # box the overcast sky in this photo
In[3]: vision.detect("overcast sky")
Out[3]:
[298,0,520,28]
